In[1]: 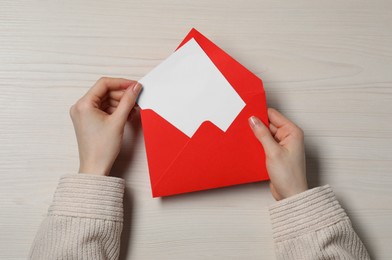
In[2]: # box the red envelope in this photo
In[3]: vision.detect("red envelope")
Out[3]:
[140,28,269,197]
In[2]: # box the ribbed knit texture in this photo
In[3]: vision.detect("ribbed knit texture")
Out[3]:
[269,185,371,260]
[29,174,125,260]
[29,177,370,260]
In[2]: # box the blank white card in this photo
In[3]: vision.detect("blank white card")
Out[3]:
[137,38,245,137]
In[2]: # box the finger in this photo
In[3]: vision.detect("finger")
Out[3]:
[113,82,142,124]
[101,99,119,115]
[269,123,278,135]
[100,90,125,110]
[108,98,120,108]
[128,107,138,121]
[109,90,126,101]
[105,106,117,115]
[268,108,294,128]
[274,125,293,143]
[100,90,123,104]
[248,116,280,157]
[101,100,109,111]
[269,123,282,143]
[85,77,136,100]
[128,106,141,120]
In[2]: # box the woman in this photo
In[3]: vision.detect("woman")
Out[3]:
[29,77,370,259]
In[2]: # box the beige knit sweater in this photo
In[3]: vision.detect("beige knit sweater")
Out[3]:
[29,174,370,259]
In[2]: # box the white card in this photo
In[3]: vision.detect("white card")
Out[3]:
[137,38,245,137]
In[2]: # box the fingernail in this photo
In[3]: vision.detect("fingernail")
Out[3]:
[132,82,142,94]
[249,116,260,128]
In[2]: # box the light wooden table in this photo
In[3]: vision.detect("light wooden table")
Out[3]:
[1,0,391,259]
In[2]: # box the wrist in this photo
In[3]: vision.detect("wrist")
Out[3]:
[79,163,110,176]
[287,184,308,198]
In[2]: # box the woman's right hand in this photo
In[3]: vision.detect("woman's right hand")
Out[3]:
[69,77,142,176]
[249,108,308,201]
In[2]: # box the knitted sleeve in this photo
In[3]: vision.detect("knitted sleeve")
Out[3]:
[269,185,371,260]
[29,174,125,260]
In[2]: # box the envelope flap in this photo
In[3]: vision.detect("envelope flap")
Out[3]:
[153,93,268,197]
[177,28,264,103]
[140,109,190,189]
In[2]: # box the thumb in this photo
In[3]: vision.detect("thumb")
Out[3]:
[248,116,280,157]
[114,82,142,124]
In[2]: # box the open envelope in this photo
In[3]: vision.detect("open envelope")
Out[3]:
[139,28,269,197]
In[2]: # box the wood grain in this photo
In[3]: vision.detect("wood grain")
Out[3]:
[1,0,391,259]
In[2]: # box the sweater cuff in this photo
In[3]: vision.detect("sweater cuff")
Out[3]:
[269,185,348,242]
[48,174,125,222]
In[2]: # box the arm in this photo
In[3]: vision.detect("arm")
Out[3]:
[249,109,371,260]
[29,174,125,260]
[269,185,370,260]
[29,77,142,260]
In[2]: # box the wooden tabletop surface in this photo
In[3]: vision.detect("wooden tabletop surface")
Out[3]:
[1,0,391,259]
